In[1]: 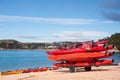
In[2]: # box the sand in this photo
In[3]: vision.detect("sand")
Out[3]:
[0,65,120,80]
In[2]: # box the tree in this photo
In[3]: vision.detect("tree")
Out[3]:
[0,42,7,49]
[98,33,120,50]
[109,33,120,50]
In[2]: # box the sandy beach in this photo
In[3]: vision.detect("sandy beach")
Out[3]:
[0,65,120,80]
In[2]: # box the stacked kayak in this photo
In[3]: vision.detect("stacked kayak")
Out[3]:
[46,40,115,72]
[48,51,114,62]
[46,40,113,55]
[46,45,113,55]
[54,59,114,67]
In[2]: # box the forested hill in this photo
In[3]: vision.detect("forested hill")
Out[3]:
[99,33,120,50]
[0,33,120,50]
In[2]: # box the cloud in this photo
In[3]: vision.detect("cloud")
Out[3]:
[0,15,118,25]
[103,1,120,9]
[103,12,120,21]
[0,15,117,25]
[16,36,45,40]
[102,1,120,22]
[53,31,110,41]
[53,31,109,38]
[0,15,97,25]
[15,31,109,42]
[16,31,109,42]
[52,31,110,42]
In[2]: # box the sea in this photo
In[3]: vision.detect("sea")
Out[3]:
[0,50,120,72]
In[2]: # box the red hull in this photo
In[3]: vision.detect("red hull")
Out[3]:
[46,40,115,71]
[48,52,114,62]
[95,40,109,45]
[46,46,113,55]
[54,59,113,67]
[46,40,113,55]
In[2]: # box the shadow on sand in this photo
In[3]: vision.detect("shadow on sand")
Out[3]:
[54,68,111,73]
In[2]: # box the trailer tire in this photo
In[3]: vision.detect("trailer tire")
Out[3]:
[69,65,75,73]
[85,67,91,71]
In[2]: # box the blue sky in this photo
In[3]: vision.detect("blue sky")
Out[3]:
[0,0,120,42]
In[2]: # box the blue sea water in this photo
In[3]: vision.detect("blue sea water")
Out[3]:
[0,50,120,72]
[0,50,54,72]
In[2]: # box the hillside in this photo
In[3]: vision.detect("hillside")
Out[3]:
[99,33,120,50]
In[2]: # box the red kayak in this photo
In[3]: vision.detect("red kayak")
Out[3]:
[54,59,113,67]
[46,45,113,55]
[95,40,109,46]
[46,40,115,72]
[48,51,114,62]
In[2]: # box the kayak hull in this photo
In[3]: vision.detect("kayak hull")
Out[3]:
[48,52,114,62]
[2,70,24,75]
[54,59,113,67]
[47,46,113,55]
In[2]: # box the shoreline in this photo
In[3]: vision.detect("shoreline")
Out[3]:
[0,49,120,53]
[1,65,120,80]
[0,49,56,51]
[0,48,120,52]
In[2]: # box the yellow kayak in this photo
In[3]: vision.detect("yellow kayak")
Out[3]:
[2,70,24,75]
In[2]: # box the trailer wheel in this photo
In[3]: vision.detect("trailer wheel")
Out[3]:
[85,67,91,71]
[69,65,75,73]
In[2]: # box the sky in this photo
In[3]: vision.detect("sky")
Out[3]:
[0,0,120,43]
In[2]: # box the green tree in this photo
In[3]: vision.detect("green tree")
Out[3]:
[0,42,7,49]
[109,33,120,50]
[98,33,120,50]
